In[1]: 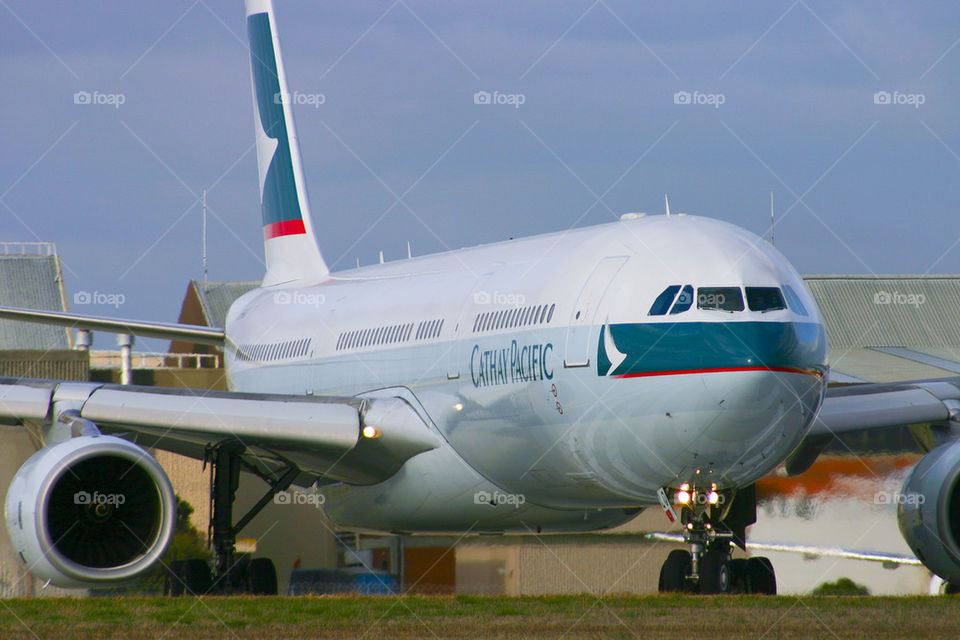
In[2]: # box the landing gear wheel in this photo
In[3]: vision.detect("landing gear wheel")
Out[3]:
[699,549,731,594]
[184,558,213,594]
[165,559,212,596]
[658,550,691,592]
[247,557,278,595]
[746,557,777,595]
[728,558,749,594]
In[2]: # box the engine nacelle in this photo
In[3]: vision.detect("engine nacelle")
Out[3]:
[4,435,176,588]
[898,440,960,584]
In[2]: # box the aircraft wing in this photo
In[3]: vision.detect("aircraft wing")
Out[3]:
[784,378,960,475]
[0,378,440,486]
[0,305,224,346]
[812,379,960,436]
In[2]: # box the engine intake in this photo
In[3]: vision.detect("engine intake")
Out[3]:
[898,440,960,584]
[4,435,176,588]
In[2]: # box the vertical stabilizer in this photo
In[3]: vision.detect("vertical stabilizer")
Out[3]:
[246,0,329,286]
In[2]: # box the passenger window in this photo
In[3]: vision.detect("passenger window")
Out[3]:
[669,285,694,314]
[782,284,809,316]
[697,287,745,312]
[648,285,681,315]
[746,287,786,312]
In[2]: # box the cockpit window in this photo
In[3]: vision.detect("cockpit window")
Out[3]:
[745,287,786,312]
[782,284,809,316]
[697,287,745,312]
[669,285,694,314]
[648,285,681,315]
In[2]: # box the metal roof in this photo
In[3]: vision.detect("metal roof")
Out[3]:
[0,250,70,350]
[804,275,960,349]
[804,275,960,383]
[192,281,258,329]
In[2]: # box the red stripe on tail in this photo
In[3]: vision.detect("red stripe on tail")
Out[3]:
[263,219,306,239]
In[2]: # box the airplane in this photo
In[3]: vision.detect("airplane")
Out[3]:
[3,0,960,596]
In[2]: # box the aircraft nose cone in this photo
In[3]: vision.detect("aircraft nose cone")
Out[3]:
[683,368,825,483]
[657,320,826,482]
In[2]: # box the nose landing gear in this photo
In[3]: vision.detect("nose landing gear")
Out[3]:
[658,505,737,594]
[657,483,776,595]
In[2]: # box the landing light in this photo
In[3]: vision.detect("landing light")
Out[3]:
[707,491,720,505]
[453,403,464,412]
[362,425,380,439]
[676,490,691,505]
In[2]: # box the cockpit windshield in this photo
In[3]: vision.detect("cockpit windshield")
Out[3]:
[649,284,798,316]
[697,287,744,312]
[745,287,786,312]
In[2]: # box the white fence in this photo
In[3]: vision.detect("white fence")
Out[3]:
[89,351,220,370]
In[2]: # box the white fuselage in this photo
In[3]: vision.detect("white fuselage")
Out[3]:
[224,214,828,533]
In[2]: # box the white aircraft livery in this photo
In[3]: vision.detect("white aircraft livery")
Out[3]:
[3,0,960,596]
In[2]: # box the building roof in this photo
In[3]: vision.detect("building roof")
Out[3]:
[804,275,960,349]
[191,281,259,329]
[0,243,70,350]
[171,280,258,353]
[804,275,960,383]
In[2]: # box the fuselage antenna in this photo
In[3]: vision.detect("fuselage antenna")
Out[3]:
[201,188,208,282]
[770,191,775,247]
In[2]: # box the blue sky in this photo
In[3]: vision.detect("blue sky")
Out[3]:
[2,1,959,350]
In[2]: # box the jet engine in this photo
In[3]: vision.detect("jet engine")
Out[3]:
[4,434,176,588]
[898,439,960,584]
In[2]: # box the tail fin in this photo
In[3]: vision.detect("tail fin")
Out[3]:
[245,0,329,286]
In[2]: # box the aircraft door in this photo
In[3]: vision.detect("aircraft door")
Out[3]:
[563,256,628,368]
[447,284,483,380]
